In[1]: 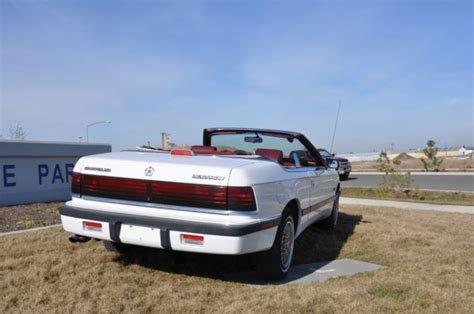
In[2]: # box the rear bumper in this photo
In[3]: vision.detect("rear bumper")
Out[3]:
[60,205,279,255]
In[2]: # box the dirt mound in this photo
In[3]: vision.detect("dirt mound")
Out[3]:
[393,152,418,161]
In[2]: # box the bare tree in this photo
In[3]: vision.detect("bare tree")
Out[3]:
[8,121,28,140]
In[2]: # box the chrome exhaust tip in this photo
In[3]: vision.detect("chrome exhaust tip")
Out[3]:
[68,235,91,243]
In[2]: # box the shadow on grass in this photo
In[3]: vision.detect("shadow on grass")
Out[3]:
[113,212,365,282]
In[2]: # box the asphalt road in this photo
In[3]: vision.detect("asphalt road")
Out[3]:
[341,172,474,192]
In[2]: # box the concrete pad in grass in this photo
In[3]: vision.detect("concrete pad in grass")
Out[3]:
[226,259,384,287]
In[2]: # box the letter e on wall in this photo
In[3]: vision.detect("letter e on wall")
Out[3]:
[3,165,16,187]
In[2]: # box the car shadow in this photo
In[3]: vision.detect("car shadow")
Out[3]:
[341,176,358,181]
[112,212,365,284]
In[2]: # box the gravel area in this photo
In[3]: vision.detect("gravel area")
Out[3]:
[0,202,63,233]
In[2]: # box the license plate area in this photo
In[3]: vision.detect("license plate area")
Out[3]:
[119,224,162,248]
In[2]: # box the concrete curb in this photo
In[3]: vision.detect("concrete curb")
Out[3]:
[0,224,61,237]
[341,197,474,214]
[343,186,473,194]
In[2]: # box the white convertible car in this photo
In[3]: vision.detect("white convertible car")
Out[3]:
[61,128,340,279]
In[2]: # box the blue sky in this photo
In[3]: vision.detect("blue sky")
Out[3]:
[1,0,472,153]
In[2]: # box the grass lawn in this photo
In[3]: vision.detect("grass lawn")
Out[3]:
[342,187,474,206]
[1,205,473,313]
[351,156,473,172]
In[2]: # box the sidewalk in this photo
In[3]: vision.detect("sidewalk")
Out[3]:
[0,224,61,237]
[340,197,474,214]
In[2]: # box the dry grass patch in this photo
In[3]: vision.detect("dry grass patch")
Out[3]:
[1,205,473,313]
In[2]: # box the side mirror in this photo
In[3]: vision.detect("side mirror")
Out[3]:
[331,153,335,157]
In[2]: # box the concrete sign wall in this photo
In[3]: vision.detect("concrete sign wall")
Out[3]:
[0,140,111,206]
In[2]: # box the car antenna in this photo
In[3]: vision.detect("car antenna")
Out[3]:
[330,100,341,153]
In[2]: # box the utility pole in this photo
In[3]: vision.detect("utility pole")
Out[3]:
[86,120,111,142]
[330,100,341,153]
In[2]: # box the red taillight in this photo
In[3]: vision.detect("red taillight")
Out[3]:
[83,221,102,232]
[82,175,148,202]
[181,234,204,245]
[171,149,194,156]
[227,186,257,211]
[150,181,227,209]
[182,234,204,241]
[78,174,257,211]
[72,173,82,195]
[84,221,102,228]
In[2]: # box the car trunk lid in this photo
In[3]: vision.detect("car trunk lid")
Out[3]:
[79,151,255,186]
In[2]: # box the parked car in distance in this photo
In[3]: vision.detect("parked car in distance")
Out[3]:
[318,148,352,180]
[60,128,340,280]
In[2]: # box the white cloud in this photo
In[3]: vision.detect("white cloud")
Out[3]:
[447,97,472,109]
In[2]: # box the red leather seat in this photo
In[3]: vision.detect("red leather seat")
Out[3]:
[214,151,235,155]
[255,148,283,163]
[191,145,217,154]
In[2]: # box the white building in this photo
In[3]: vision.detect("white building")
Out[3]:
[161,133,174,150]
[459,146,474,156]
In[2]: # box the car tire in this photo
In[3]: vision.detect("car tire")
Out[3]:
[317,192,340,230]
[103,240,131,254]
[340,173,350,180]
[257,212,295,280]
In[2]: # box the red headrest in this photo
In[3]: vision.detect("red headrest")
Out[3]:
[255,148,283,162]
[191,145,217,153]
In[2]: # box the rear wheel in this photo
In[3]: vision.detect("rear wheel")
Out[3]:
[103,240,132,254]
[317,192,340,230]
[257,212,295,280]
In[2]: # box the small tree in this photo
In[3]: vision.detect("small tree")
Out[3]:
[421,140,443,172]
[377,152,412,191]
[8,122,28,140]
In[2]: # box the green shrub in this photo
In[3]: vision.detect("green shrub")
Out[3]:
[377,152,412,191]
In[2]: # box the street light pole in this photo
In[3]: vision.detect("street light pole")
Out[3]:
[86,120,111,142]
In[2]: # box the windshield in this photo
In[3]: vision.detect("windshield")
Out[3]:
[210,132,310,158]
[318,149,332,157]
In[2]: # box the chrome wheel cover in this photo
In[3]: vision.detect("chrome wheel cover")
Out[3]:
[280,218,295,272]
